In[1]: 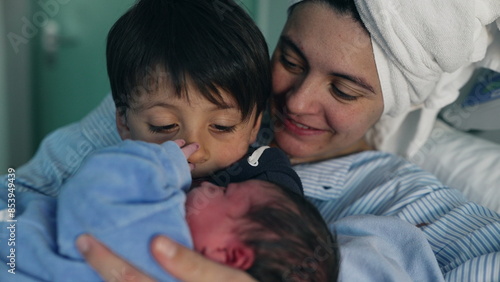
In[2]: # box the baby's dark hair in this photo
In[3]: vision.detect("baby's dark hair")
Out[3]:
[107,0,271,121]
[238,184,340,282]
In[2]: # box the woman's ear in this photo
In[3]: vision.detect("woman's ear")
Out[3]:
[116,109,131,140]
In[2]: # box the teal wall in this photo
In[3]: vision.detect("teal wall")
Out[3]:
[239,0,257,18]
[33,0,136,146]
[260,0,289,51]
[3,0,34,169]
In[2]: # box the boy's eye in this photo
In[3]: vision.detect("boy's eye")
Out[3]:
[148,124,178,133]
[211,124,236,133]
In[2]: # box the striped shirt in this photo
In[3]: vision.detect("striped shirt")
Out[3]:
[296,152,500,281]
[2,94,499,281]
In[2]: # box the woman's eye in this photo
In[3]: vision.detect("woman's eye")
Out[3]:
[280,53,303,73]
[331,84,358,101]
[212,124,236,133]
[148,124,178,133]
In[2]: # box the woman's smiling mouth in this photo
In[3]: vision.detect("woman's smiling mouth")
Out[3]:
[282,117,327,136]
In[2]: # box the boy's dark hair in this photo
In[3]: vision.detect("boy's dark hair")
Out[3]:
[107,0,271,121]
[239,185,340,282]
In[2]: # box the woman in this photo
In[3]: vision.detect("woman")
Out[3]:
[8,0,500,280]
[270,0,383,164]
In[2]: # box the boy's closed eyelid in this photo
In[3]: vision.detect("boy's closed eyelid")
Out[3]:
[148,123,179,134]
[213,127,236,133]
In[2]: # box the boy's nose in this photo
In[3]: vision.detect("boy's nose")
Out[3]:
[182,130,209,164]
[187,144,209,164]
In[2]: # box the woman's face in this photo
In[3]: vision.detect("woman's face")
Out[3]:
[271,2,384,163]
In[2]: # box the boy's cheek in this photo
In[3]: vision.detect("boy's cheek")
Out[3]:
[191,168,212,179]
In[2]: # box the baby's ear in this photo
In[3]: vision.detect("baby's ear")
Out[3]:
[225,241,255,270]
[115,109,131,140]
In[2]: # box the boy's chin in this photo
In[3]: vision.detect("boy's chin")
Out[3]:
[190,164,234,190]
[191,166,227,184]
[191,167,212,179]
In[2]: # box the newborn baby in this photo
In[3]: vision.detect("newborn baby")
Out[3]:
[1,141,337,281]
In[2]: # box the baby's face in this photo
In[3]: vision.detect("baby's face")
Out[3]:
[185,180,282,262]
[117,81,261,178]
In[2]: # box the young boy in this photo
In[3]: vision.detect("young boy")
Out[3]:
[1,0,271,196]
[0,140,338,282]
[108,0,271,179]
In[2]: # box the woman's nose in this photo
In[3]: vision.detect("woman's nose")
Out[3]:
[286,76,322,115]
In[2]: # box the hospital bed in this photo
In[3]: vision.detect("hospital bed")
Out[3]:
[414,68,500,213]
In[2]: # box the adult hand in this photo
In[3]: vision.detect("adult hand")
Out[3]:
[76,234,257,282]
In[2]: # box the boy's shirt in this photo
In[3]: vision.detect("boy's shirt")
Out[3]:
[295,151,500,281]
[0,140,192,281]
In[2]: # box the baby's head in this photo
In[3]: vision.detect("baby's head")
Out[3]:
[106,0,271,178]
[186,147,340,281]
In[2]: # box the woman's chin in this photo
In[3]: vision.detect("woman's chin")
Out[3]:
[274,132,319,161]
[274,131,366,164]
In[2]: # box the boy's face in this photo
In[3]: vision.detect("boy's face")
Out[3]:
[116,82,262,178]
[185,180,282,264]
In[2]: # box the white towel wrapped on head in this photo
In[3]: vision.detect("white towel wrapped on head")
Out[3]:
[354,0,500,157]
